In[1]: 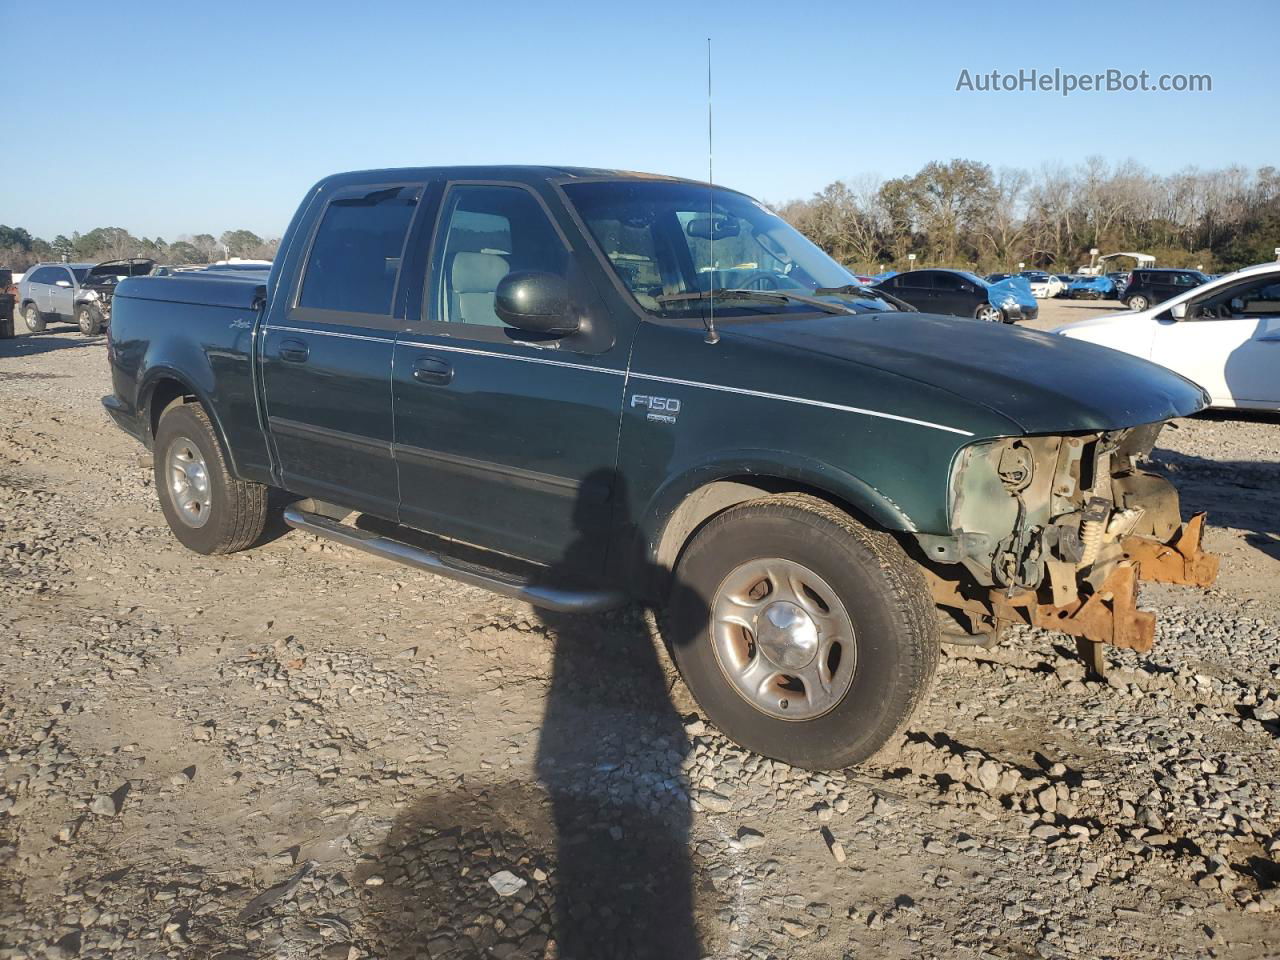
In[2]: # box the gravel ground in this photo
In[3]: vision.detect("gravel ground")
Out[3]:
[1,318,1278,960]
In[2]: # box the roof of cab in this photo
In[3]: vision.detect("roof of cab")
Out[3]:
[314,165,707,190]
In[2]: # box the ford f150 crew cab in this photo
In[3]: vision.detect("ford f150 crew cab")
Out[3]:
[103,166,1218,770]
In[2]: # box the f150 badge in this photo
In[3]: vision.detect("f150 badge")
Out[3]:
[631,394,681,424]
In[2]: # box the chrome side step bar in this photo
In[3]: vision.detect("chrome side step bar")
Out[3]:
[282,505,625,614]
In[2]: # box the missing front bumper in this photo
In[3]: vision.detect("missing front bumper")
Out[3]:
[926,513,1219,670]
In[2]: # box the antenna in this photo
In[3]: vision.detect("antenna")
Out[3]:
[704,36,719,345]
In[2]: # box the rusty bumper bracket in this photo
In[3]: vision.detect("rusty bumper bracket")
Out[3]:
[927,515,1219,678]
[1029,563,1155,653]
[1121,512,1219,588]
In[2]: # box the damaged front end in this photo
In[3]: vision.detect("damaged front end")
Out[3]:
[916,423,1218,673]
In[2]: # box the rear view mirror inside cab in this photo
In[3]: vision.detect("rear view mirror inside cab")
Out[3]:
[685,216,740,240]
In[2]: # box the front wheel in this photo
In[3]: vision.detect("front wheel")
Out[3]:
[975,303,1003,323]
[664,494,939,770]
[23,303,45,333]
[77,303,103,336]
[153,401,268,555]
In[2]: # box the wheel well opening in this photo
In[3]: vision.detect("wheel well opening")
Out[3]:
[148,379,196,440]
[653,476,889,595]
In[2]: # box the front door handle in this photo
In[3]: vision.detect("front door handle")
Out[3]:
[412,356,453,385]
[279,338,309,363]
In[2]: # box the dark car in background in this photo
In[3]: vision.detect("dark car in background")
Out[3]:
[73,258,155,335]
[874,268,1038,322]
[0,269,15,338]
[1121,268,1209,311]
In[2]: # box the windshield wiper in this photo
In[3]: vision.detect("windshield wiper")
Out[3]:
[814,283,917,312]
[656,288,856,316]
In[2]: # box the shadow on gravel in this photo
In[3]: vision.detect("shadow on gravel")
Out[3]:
[1150,445,1280,562]
[357,472,709,959]
[0,332,105,358]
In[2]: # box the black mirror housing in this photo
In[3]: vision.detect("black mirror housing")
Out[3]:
[494,271,578,335]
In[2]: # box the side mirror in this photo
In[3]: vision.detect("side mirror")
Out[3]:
[494,271,578,335]
[55,280,72,288]
[1170,302,1187,320]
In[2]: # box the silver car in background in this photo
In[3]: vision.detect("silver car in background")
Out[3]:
[17,263,93,333]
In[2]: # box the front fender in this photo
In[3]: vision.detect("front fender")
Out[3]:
[628,449,924,592]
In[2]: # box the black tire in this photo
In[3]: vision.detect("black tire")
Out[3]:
[76,303,103,336]
[23,302,45,333]
[664,493,939,770]
[153,401,268,555]
[1125,294,1149,311]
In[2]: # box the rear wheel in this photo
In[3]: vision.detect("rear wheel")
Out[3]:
[664,494,939,770]
[153,401,268,555]
[975,303,1003,323]
[77,303,103,336]
[23,303,45,333]
[1126,293,1149,311]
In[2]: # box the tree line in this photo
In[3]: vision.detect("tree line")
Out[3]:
[6,158,1276,277]
[774,157,1280,274]
[0,226,279,273]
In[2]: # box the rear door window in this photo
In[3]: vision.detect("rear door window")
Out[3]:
[298,185,419,316]
[898,272,934,290]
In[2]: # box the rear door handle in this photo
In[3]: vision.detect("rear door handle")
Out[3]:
[279,338,309,363]
[412,356,453,385]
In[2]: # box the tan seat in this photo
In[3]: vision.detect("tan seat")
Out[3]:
[450,252,509,326]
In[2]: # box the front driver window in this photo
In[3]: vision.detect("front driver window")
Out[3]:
[430,185,567,327]
[1190,278,1280,320]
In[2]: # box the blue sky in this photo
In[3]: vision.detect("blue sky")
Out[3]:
[4,0,1274,240]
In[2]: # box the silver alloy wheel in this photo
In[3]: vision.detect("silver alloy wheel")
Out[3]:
[167,437,212,528]
[710,557,857,721]
[1128,295,1148,311]
[977,304,1002,322]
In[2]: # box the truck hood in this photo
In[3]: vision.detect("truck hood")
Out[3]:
[731,311,1207,434]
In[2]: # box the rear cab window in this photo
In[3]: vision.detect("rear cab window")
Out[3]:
[297,185,420,319]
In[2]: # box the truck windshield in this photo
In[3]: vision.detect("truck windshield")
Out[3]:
[562,180,900,317]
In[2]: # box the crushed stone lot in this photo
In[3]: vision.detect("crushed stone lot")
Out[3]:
[1,318,1279,960]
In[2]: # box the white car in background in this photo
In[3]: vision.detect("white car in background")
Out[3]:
[1056,262,1280,411]
[1022,272,1063,298]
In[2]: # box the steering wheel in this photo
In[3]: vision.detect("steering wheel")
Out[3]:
[736,271,781,291]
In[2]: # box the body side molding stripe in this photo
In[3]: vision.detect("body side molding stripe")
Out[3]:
[393,442,580,496]
[268,416,394,455]
[395,339,627,375]
[627,372,975,436]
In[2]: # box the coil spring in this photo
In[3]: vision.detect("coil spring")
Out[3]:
[1079,515,1105,567]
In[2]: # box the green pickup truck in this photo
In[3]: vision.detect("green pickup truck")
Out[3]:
[103,166,1216,769]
